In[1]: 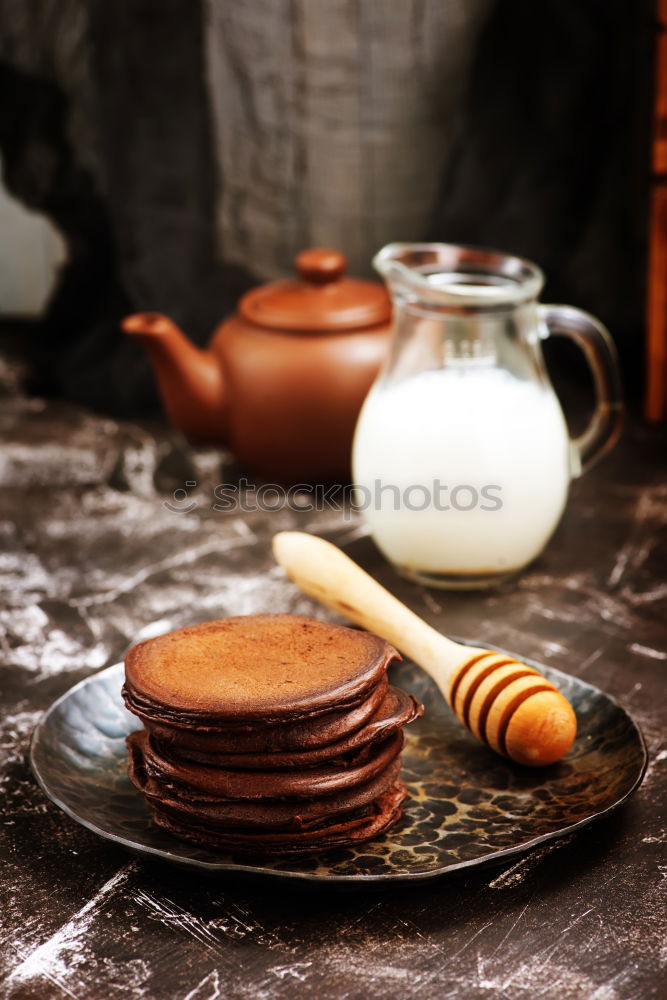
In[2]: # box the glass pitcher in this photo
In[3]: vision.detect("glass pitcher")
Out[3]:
[352,243,623,589]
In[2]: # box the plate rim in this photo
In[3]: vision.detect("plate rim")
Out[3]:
[30,654,648,884]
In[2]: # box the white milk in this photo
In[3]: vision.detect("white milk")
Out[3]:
[352,367,572,579]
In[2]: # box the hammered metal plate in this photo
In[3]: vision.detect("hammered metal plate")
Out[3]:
[30,654,647,883]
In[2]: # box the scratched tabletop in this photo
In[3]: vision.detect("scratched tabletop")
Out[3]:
[1,347,665,1000]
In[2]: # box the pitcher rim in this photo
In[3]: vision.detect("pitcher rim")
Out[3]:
[373,242,544,310]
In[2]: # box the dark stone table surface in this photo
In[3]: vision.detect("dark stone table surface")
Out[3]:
[1,349,665,1000]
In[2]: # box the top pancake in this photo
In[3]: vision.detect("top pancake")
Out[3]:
[124,614,397,724]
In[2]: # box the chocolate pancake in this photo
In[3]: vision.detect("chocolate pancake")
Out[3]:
[127,728,403,800]
[138,676,390,754]
[159,686,423,769]
[128,739,402,830]
[123,615,397,726]
[123,613,422,857]
[150,784,407,855]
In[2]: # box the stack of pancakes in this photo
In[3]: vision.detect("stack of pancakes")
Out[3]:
[123,614,422,855]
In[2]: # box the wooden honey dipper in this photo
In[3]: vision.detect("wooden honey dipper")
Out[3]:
[273,532,577,767]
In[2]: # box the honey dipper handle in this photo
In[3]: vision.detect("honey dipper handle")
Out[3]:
[272,531,481,696]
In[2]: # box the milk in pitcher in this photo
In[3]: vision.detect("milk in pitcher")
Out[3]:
[352,366,572,585]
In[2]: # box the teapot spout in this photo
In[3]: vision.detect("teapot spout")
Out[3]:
[122,313,228,444]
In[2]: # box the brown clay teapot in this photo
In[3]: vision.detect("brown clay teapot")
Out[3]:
[122,249,391,483]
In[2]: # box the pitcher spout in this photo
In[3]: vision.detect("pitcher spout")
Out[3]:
[122,312,228,444]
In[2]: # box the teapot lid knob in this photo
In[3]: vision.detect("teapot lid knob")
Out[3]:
[295,248,346,284]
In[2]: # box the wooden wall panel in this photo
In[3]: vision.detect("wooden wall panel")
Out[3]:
[646,0,667,420]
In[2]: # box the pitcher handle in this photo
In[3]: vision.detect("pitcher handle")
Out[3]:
[539,305,624,477]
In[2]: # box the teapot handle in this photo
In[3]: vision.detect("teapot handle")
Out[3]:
[539,305,624,478]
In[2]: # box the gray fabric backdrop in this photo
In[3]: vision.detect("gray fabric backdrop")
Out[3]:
[0,0,654,413]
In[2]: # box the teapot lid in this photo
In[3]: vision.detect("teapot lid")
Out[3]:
[239,248,391,331]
